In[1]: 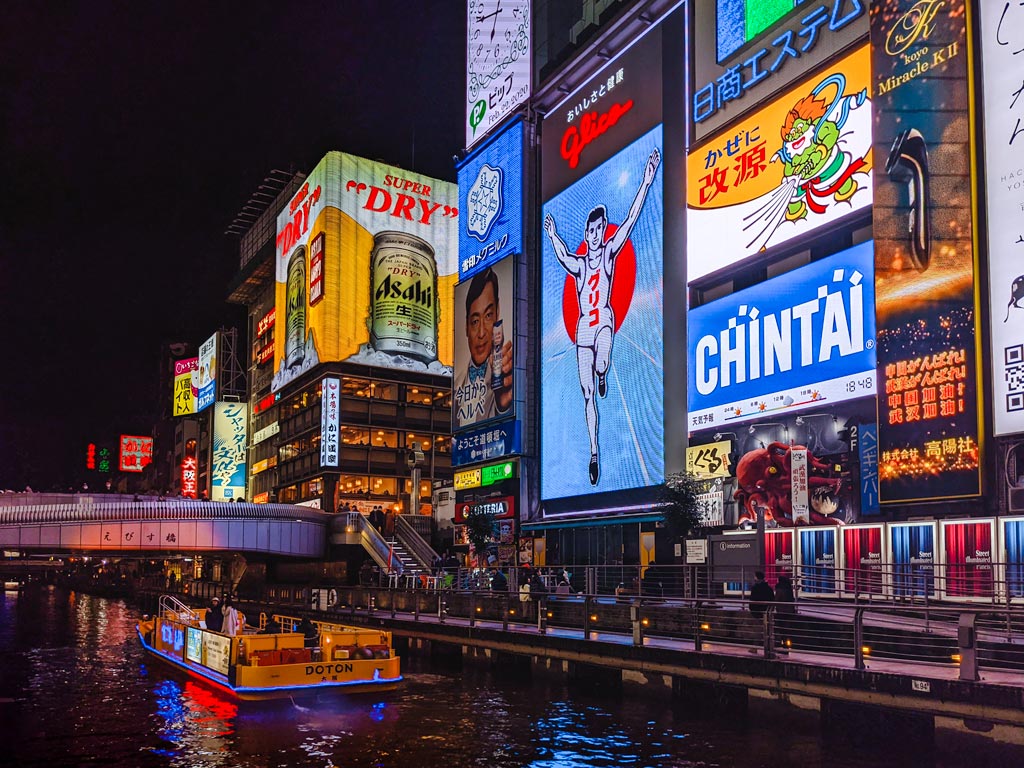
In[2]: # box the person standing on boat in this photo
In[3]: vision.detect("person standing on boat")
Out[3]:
[205,595,223,632]
[221,596,239,636]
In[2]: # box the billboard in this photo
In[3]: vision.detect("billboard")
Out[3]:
[687,45,873,284]
[841,523,884,595]
[798,526,837,595]
[1003,517,1024,599]
[212,402,246,501]
[765,528,794,584]
[871,0,981,502]
[541,127,664,499]
[272,153,459,392]
[466,0,530,148]
[119,435,153,473]
[452,419,521,467]
[690,396,876,527]
[980,3,1024,436]
[458,118,524,280]
[320,377,340,468]
[691,0,868,141]
[688,242,876,429]
[454,254,515,430]
[539,22,666,504]
[890,521,936,597]
[172,357,198,417]
[941,518,994,600]
[196,333,217,412]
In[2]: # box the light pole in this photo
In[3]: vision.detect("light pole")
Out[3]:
[407,446,425,515]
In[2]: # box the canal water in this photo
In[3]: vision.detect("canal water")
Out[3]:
[1,586,1021,768]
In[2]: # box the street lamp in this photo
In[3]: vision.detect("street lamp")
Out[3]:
[407,446,425,515]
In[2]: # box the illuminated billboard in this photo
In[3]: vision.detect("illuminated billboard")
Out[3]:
[320,377,339,468]
[540,26,665,503]
[272,153,458,392]
[688,242,876,429]
[454,254,514,431]
[172,357,198,417]
[841,524,884,596]
[466,0,530,148]
[890,521,936,597]
[980,3,1024,436]
[691,0,868,140]
[941,518,995,600]
[196,333,217,412]
[687,45,873,284]
[212,402,246,501]
[119,435,153,473]
[458,118,524,280]
[871,0,981,502]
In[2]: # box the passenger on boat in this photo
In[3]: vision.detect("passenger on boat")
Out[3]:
[298,617,318,648]
[205,596,224,632]
[260,617,281,634]
[222,596,240,635]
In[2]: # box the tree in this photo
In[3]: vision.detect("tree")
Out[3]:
[658,471,706,539]
[463,508,497,566]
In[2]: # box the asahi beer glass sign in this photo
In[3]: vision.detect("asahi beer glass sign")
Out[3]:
[272,153,459,393]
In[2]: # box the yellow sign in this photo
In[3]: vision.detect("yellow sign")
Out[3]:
[454,467,482,491]
[686,439,732,479]
[272,153,459,393]
[686,45,873,283]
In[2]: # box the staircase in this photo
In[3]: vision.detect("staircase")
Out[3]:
[383,538,421,578]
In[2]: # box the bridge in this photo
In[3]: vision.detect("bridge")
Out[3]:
[0,494,327,558]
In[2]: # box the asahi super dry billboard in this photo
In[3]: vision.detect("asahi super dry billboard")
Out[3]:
[273,153,459,392]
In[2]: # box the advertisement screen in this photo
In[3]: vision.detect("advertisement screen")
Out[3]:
[980,3,1024,436]
[119,435,153,473]
[186,626,203,664]
[196,333,217,412]
[273,153,458,392]
[454,254,515,430]
[687,45,873,284]
[1004,518,1024,599]
[691,0,868,141]
[212,402,247,501]
[688,242,876,429]
[941,519,994,599]
[798,527,837,595]
[204,633,230,675]
[458,119,524,280]
[466,0,530,148]
[765,528,794,585]
[172,357,198,417]
[320,377,339,468]
[890,522,936,597]
[452,419,521,467]
[842,524,884,595]
[871,0,981,502]
[541,126,664,500]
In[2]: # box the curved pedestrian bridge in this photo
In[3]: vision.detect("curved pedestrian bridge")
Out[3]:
[0,493,326,558]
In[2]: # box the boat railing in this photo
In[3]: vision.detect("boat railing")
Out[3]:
[158,593,199,625]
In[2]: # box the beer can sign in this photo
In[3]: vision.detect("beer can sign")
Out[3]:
[285,246,307,368]
[370,231,439,362]
[491,319,504,390]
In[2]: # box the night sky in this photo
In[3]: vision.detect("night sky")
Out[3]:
[1,2,465,490]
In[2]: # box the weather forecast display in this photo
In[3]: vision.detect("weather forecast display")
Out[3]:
[540,127,664,501]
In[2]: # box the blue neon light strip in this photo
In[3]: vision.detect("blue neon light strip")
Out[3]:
[137,628,402,696]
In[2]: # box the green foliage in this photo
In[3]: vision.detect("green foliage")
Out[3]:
[658,472,706,539]
[463,507,497,560]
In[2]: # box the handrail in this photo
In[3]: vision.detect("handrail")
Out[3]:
[394,514,437,572]
[158,593,199,624]
[351,514,406,576]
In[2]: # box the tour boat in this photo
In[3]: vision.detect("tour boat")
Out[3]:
[137,595,401,700]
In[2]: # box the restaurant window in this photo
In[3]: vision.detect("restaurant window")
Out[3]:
[342,426,371,446]
[342,377,371,398]
[371,429,398,448]
[405,432,434,452]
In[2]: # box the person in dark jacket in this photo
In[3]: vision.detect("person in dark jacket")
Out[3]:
[205,596,223,632]
[774,574,797,653]
[298,617,319,648]
[749,571,775,615]
[490,568,508,592]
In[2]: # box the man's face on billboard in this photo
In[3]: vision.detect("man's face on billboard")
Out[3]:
[585,214,606,251]
[466,280,498,366]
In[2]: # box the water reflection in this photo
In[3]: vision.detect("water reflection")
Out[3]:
[1,587,1022,768]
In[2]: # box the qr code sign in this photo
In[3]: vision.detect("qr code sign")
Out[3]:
[1006,344,1024,412]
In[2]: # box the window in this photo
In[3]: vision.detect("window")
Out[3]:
[371,429,398,448]
[342,377,371,398]
[405,432,434,452]
[342,427,371,446]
